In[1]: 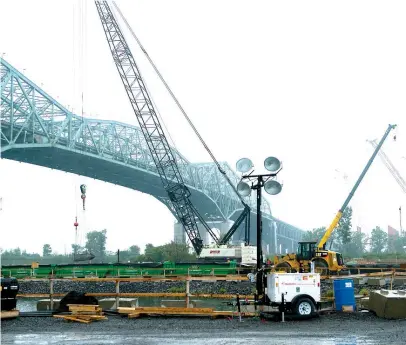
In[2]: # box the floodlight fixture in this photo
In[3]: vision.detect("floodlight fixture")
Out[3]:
[236,158,254,173]
[237,181,252,197]
[264,179,283,195]
[264,156,281,173]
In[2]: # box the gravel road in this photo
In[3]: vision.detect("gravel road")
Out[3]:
[2,312,406,345]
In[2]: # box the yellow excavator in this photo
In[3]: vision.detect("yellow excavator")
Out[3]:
[273,124,397,273]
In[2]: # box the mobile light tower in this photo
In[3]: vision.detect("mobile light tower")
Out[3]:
[235,156,283,301]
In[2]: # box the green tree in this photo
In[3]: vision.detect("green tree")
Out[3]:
[143,243,164,262]
[387,234,406,254]
[129,245,141,258]
[335,206,353,248]
[301,226,341,251]
[42,244,52,257]
[370,226,388,254]
[136,242,195,263]
[85,229,107,262]
[161,242,195,262]
[71,244,84,255]
[302,227,326,242]
[12,248,22,256]
[345,231,368,257]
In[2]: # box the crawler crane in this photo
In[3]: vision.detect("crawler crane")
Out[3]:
[94,1,251,256]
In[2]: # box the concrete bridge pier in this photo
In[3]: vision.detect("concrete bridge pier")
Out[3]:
[174,220,234,246]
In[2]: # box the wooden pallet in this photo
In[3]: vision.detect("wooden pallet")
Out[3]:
[53,304,107,323]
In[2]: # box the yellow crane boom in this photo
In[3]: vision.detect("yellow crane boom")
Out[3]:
[317,124,397,249]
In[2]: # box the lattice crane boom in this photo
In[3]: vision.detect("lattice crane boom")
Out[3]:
[110,1,251,245]
[95,1,251,253]
[94,1,213,254]
[367,139,406,194]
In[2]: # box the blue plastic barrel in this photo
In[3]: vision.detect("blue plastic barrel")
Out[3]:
[333,278,356,311]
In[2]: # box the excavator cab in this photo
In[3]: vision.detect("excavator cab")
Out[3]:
[296,242,317,261]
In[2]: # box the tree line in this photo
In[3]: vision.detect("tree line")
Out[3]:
[0,229,197,266]
[3,208,406,266]
[302,207,406,260]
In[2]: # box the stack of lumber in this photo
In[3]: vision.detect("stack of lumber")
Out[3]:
[0,310,19,319]
[118,306,255,318]
[53,304,107,324]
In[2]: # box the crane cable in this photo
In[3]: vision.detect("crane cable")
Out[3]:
[72,2,80,249]
[79,0,88,248]
[72,0,87,249]
[111,1,248,207]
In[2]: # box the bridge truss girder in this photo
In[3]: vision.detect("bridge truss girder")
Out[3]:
[0,58,304,239]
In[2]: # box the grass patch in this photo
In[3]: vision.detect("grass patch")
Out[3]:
[359,288,369,296]
[324,289,334,298]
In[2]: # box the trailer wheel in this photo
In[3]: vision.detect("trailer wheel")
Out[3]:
[293,297,314,316]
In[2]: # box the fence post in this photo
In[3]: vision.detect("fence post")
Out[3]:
[390,270,394,290]
[186,277,190,308]
[50,278,54,310]
[115,280,120,310]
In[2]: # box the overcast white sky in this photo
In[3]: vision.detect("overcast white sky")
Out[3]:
[1,0,406,255]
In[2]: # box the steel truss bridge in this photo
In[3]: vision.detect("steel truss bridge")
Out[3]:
[0,59,304,254]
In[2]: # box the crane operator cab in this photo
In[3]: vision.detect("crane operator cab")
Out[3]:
[296,241,345,273]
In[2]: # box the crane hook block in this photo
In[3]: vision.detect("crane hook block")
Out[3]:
[80,184,87,211]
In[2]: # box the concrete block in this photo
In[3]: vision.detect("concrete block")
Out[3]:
[369,290,406,319]
[352,277,367,285]
[393,278,406,286]
[367,278,386,286]
[359,297,369,310]
[98,298,139,310]
[37,299,61,311]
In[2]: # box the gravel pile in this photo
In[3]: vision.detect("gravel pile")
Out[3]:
[19,280,50,294]
[18,280,255,295]
[19,278,405,296]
